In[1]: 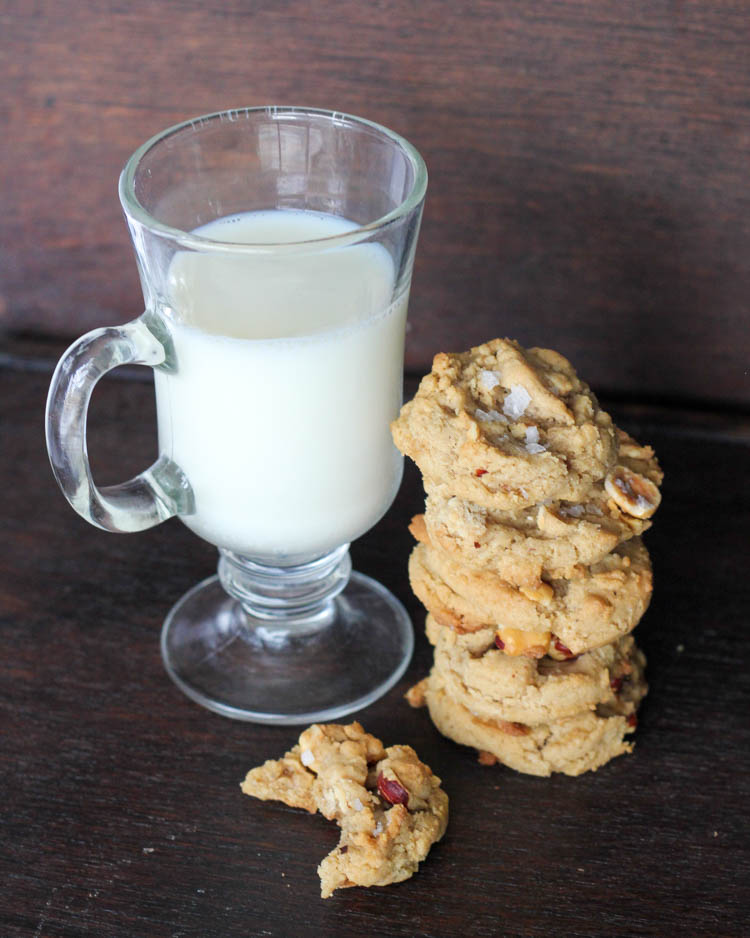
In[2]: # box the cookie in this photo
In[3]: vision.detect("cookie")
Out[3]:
[419,428,663,585]
[408,535,652,657]
[391,338,617,511]
[425,613,645,725]
[422,671,645,777]
[241,722,448,899]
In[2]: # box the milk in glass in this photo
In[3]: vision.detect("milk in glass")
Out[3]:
[154,210,407,561]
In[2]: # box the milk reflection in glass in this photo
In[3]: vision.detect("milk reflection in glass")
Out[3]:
[154,210,407,561]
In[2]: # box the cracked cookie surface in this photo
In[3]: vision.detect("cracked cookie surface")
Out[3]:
[424,613,645,725]
[391,338,617,511]
[241,722,448,898]
[421,670,646,777]
[419,429,662,585]
[409,534,652,656]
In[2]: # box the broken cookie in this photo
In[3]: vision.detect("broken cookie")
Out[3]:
[241,722,448,898]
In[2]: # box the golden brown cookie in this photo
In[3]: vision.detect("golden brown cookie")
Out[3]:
[424,613,645,725]
[241,722,448,899]
[421,670,645,777]
[391,338,617,511]
[418,428,662,585]
[408,536,652,657]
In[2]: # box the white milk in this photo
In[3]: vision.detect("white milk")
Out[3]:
[153,210,408,562]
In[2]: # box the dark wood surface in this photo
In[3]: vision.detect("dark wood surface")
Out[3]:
[1,354,749,937]
[3,0,750,406]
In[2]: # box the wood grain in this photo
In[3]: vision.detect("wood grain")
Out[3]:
[2,1,750,405]
[1,362,749,936]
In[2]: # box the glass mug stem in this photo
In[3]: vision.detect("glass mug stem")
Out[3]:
[218,545,352,626]
[45,317,193,531]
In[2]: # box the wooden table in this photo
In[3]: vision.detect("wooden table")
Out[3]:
[2,344,749,937]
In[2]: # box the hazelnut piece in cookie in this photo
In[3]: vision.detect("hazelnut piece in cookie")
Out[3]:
[605,466,661,519]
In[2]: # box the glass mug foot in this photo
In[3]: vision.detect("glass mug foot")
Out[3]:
[161,548,414,723]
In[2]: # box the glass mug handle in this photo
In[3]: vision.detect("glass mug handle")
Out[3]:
[45,316,193,532]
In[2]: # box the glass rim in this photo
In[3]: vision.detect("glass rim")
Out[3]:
[118,105,428,254]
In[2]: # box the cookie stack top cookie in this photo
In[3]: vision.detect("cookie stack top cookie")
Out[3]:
[393,338,662,776]
[393,337,620,510]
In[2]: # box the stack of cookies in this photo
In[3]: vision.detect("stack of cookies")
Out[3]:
[392,338,662,777]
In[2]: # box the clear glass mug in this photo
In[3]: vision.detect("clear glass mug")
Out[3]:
[45,107,427,723]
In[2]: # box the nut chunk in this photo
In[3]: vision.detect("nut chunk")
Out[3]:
[240,722,449,899]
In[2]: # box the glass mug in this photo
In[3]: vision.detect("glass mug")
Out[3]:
[45,107,427,723]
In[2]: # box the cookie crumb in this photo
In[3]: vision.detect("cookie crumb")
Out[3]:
[405,678,428,708]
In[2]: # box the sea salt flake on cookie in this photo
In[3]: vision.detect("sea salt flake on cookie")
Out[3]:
[503,384,532,420]
[475,407,507,423]
[559,504,585,518]
[524,425,547,454]
[478,369,501,390]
